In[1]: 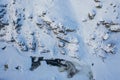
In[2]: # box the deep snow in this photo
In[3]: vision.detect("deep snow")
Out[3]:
[0,0,120,80]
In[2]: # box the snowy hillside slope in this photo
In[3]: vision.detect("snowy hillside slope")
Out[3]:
[0,0,120,80]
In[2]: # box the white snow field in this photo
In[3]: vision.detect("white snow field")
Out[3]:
[0,0,120,80]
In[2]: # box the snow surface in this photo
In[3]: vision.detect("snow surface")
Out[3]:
[0,0,120,80]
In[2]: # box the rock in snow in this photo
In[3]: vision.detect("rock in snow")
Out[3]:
[0,0,120,80]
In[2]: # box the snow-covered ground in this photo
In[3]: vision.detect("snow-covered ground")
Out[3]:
[0,0,120,80]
